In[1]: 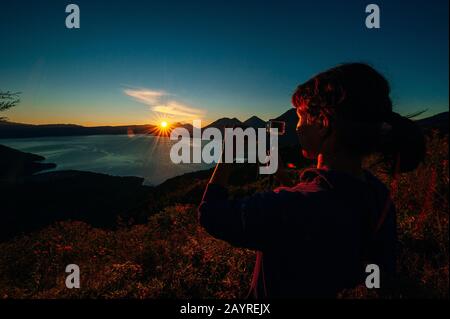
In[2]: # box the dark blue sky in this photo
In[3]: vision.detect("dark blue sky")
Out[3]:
[0,0,448,125]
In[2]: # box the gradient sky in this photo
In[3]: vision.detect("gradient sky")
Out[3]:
[0,0,448,126]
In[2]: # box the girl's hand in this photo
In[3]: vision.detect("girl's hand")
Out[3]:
[274,154,294,187]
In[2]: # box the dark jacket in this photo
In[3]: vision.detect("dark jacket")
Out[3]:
[198,168,397,298]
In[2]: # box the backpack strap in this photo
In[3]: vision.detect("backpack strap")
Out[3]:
[373,152,401,235]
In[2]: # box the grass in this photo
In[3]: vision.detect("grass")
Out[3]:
[0,130,448,299]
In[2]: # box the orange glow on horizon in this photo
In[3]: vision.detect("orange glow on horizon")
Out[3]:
[145,119,172,137]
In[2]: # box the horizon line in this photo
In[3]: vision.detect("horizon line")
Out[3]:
[2,109,448,128]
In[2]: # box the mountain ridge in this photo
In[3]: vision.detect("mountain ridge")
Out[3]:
[1,111,447,139]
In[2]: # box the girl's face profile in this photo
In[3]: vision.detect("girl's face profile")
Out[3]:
[296,109,323,159]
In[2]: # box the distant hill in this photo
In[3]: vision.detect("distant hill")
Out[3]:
[1,110,447,139]
[171,122,194,135]
[0,144,56,181]
[416,112,448,133]
[243,116,266,129]
[205,117,243,130]
[0,121,157,138]
[204,116,265,130]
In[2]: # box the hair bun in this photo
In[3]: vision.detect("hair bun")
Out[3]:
[377,112,426,174]
[385,111,403,125]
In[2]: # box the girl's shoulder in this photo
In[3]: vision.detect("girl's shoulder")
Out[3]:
[290,167,389,195]
[273,168,334,194]
[273,168,390,202]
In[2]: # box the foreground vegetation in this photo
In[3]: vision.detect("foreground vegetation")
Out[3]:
[0,131,448,299]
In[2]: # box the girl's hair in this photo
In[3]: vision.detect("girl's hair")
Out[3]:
[292,62,426,175]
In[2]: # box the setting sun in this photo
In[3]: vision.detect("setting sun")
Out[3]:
[148,120,171,137]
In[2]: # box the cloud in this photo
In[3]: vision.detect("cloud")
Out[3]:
[124,89,165,105]
[124,88,205,119]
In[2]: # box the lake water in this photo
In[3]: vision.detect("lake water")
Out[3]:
[0,135,216,186]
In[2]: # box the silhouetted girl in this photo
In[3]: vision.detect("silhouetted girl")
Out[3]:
[198,63,425,298]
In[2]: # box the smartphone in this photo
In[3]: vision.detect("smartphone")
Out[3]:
[266,120,286,136]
